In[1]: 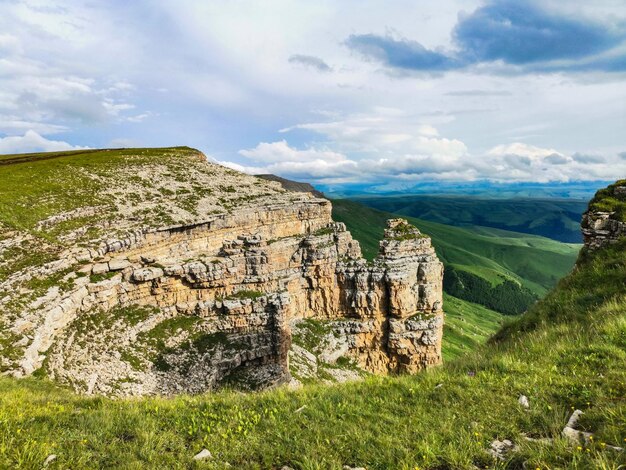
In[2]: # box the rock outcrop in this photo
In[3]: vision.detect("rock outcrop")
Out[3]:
[582,180,626,251]
[0,148,443,396]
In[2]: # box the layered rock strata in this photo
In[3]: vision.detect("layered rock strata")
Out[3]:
[1,153,444,396]
[582,181,626,251]
[582,211,626,251]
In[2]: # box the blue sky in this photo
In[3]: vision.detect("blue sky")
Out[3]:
[0,0,625,185]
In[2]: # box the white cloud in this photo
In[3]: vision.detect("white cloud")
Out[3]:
[280,110,467,160]
[227,139,475,183]
[487,143,563,159]
[239,139,347,163]
[0,130,88,154]
[226,137,626,184]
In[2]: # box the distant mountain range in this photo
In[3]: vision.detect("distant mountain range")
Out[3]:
[316,180,611,200]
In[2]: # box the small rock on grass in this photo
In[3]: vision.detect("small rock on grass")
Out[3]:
[518,394,530,409]
[487,439,518,460]
[193,449,212,460]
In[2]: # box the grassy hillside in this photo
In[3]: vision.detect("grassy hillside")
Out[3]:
[331,199,580,297]
[588,179,626,221]
[441,294,507,361]
[0,237,624,469]
[352,195,587,243]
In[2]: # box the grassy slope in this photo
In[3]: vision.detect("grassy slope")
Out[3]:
[0,239,624,469]
[442,294,507,361]
[588,179,626,221]
[0,147,198,233]
[352,195,587,243]
[332,199,580,296]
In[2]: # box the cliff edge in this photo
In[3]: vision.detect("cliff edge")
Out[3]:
[0,147,443,396]
[581,179,626,250]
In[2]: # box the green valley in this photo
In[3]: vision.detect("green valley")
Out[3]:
[351,195,588,243]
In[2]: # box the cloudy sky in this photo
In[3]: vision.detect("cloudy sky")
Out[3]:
[1,0,625,185]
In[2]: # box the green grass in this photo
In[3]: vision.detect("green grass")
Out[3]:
[0,147,206,287]
[442,294,507,361]
[588,179,626,221]
[0,147,200,234]
[0,240,625,468]
[331,199,580,296]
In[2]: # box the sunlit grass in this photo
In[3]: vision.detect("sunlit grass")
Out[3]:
[0,242,625,468]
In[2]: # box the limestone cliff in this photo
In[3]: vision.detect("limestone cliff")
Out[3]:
[0,147,443,396]
[581,180,626,251]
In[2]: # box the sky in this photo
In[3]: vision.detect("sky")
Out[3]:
[1,0,625,187]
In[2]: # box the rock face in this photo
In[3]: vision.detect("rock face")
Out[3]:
[581,180,626,251]
[582,211,626,250]
[0,149,443,396]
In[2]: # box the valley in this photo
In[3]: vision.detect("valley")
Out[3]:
[350,194,588,243]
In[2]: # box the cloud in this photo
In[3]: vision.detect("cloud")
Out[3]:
[226,136,626,185]
[345,1,626,73]
[571,152,605,164]
[487,142,562,158]
[226,141,358,180]
[345,34,459,71]
[453,1,620,64]
[0,130,88,154]
[239,140,347,163]
[229,131,470,181]
[481,142,625,182]
[288,54,331,72]
[280,111,465,159]
[445,90,512,97]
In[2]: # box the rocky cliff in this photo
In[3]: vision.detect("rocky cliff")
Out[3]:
[0,147,443,396]
[581,180,626,251]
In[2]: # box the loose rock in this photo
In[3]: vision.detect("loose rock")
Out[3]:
[193,449,212,460]
[518,394,530,409]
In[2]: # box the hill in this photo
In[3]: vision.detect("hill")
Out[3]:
[255,174,325,198]
[351,195,587,242]
[0,192,624,468]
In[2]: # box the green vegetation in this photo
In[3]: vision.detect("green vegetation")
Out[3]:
[352,194,588,242]
[313,227,334,236]
[388,221,427,241]
[444,267,537,315]
[442,294,507,361]
[291,318,336,352]
[331,199,580,313]
[89,271,118,283]
[0,147,200,235]
[0,240,625,468]
[135,317,243,374]
[0,146,208,289]
[588,179,626,221]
